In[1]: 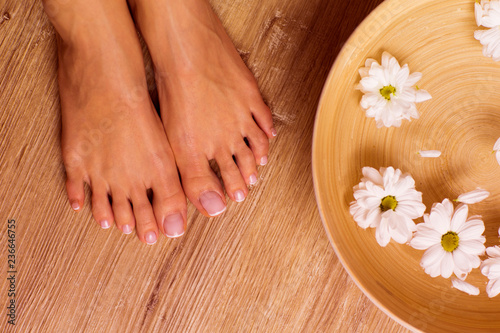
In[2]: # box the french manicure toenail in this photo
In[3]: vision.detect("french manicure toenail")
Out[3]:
[145,231,157,245]
[249,174,258,185]
[101,220,110,229]
[122,225,132,234]
[271,128,278,137]
[234,190,245,202]
[163,214,185,238]
[200,191,226,217]
[260,156,268,166]
[71,201,80,211]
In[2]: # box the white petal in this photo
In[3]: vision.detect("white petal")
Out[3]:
[388,214,413,244]
[459,240,486,256]
[361,167,383,185]
[396,201,425,219]
[440,252,454,279]
[482,256,500,277]
[456,189,490,204]
[375,217,391,247]
[453,249,473,275]
[457,218,485,240]
[429,203,452,234]
[487,245,500,258]
[381,51,393,68]
[410,225,442,250]
[486,278,500,298]
[365,206,383,228]
[405,72,422,86]
[365,58,377,68]
[494,137,500,151]
[476,2,484,26]
[360,76,380,90]
[442,199,455,218]
[450,204,468,232]
[421,243,446,269]
[451,278,480,296]
[418,150,441,158]
[415,89,432,103]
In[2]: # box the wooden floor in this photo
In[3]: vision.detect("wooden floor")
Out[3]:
[0,0,411,332]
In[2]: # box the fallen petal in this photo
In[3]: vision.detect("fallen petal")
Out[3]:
[415,89,432,103]
[456,189,490,204]
[418,150,441,158]
[451,278,480,296]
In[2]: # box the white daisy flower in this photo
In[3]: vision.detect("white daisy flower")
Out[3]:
[481,245,500,298]
[456,188,490,204]
[474,28,500,61]
[418,150,441,158]
[349,166,426,247]
[475,1,500,61]
[357,52,432,128]
[475,0,500,28]
[410,199,486,279]
[494,137,500,165]
[451,277,480,296]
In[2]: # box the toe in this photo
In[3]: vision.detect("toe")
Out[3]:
[130,191,159,245]
[112,194,136,235]
[245,126,269,167]
[216,153,248,203]
[251,102,276,139]
[177,155,227,217]
[90,183,114,229]
[65,173,85,212]
[233,142,259,186]
[152,181,187,238]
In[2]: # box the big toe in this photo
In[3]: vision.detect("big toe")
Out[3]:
[177,155,227,217]
[152,181,187,238]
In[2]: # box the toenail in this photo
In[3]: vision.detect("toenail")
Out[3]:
[260,156,268,166]
[199,191,226,217]
[71,201,80,211]
[122,224,132,234]
[145,231,157,245]
[271,128,278,137]
[163,214,185,238]
[234,190,245,202]
[100,220,111,229]
[249,174,258,185]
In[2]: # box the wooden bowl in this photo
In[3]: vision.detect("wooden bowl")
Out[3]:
[312,0,500,332]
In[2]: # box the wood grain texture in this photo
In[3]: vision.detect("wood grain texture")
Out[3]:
[0,0,409,332]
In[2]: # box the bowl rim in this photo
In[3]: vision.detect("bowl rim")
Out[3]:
[311,0,424,331]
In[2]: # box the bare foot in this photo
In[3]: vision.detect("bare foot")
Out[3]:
[43,0,187,242]
[129,0,276,217]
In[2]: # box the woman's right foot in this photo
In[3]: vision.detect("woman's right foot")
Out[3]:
[43,0,187,243]
[128,0,277,217]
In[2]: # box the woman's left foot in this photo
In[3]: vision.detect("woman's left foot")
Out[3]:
[128,0,276,217]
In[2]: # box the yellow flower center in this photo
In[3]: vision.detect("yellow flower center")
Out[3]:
[380,195,398,212]
[441,231,459,252]
[380,85,396,100]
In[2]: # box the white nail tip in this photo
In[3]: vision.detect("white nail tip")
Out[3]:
[208,206,227,217]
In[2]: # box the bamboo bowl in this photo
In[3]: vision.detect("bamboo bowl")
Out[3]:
[312,0,500,332]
